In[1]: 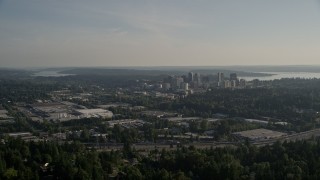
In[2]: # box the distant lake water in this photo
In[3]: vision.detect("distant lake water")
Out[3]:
[32,71,74,77]
[239,72,320,81]
[32,70,320,80]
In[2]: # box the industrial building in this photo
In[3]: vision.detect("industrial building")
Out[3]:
[106,119,146,128]
[75,108,113,119]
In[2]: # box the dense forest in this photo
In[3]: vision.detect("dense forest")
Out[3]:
[143,81,320,132]
[0,80,62,103]
[1,137,320,179]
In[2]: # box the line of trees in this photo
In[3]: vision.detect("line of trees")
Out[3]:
[2,137,320,179]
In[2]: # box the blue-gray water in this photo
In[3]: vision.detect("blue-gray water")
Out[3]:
[32,70,320,80]
[32,71,74,77]
[239,72,320,81]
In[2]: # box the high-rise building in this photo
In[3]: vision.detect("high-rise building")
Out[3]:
[164,75,174,83]
[188,72,194,82]
[175,77,184,89]
[181,75,188,83]
[230,73,237,81]
[162,83,171,90]
[181,82,189,91]
[239,79,246,87]
[195,73,201,84]
[224,80,231,88]
[231,80,237,88]
[217,72,224,82]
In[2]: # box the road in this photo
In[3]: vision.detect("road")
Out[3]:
[86,128,320,152]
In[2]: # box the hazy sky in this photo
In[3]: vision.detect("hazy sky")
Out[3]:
[1,0,320,67]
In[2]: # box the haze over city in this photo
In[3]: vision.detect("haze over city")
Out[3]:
[1,0,320,67]
[4,2,320,179]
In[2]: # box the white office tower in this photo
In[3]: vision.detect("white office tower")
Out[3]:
[181,82,189,91]
[224,80,231,88]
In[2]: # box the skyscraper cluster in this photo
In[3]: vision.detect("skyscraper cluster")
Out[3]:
[162,72,246,92]
[217,72,246,88]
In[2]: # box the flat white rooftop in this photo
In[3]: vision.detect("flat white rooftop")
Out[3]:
[245,119,269,124]
[76,108,111,114]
